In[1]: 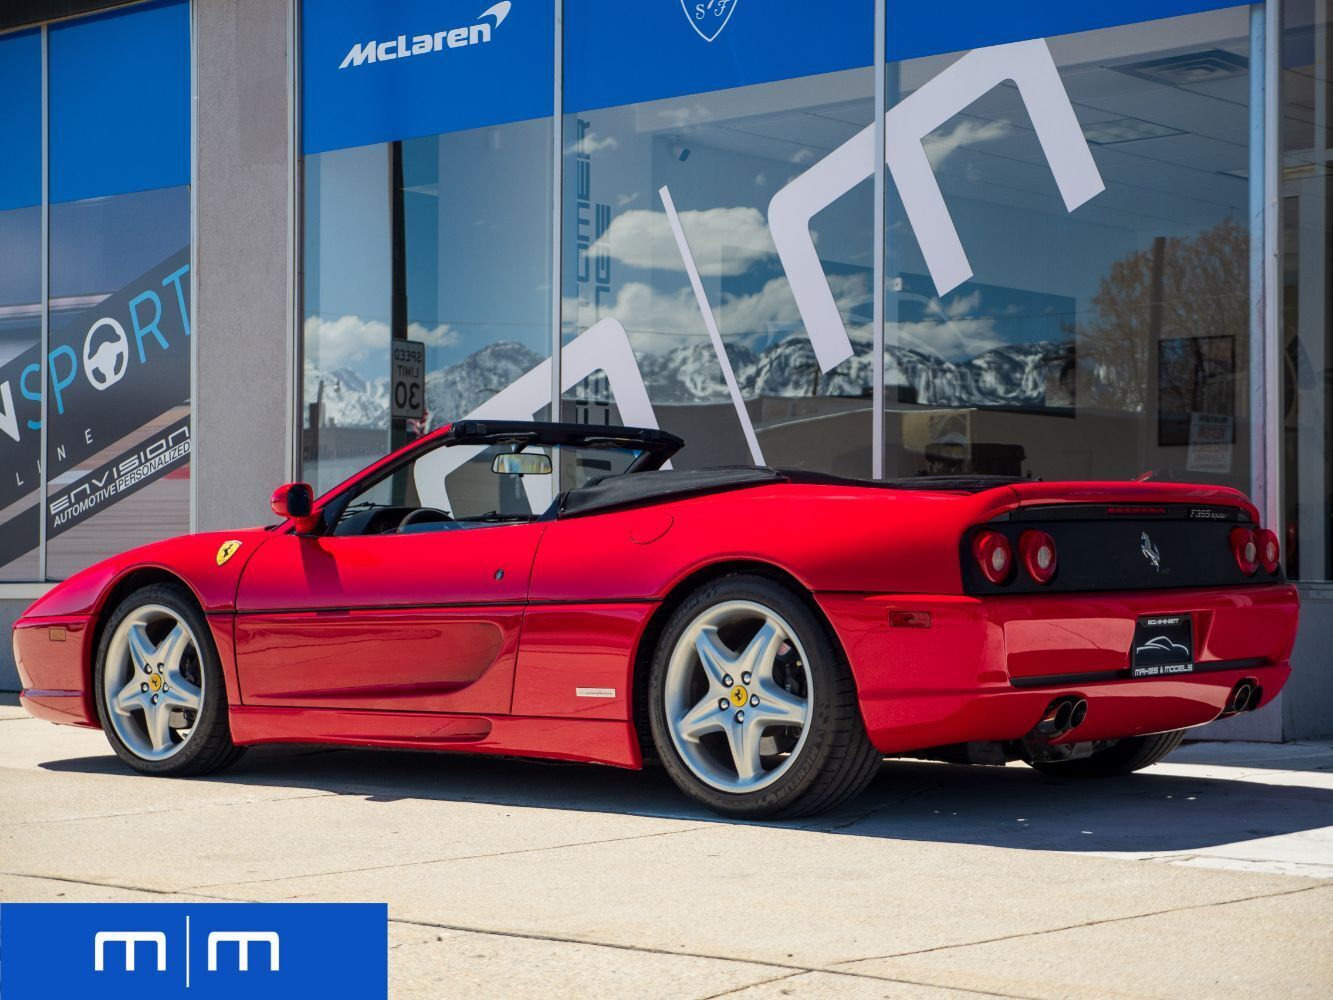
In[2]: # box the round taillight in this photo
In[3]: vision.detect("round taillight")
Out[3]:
[972,530,1014,585]
[1020,530,1058,584]
[1257,528,1280,574]
[1231,526,1259,576]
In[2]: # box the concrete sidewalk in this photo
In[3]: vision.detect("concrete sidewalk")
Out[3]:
[1,707,1329,998]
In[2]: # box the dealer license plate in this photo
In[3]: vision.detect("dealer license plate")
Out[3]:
[1129,614,1194,678]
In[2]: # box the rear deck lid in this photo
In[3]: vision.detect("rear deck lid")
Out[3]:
[963,484,1275,594]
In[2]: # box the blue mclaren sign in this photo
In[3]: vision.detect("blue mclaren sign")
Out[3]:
[302,0,554,154]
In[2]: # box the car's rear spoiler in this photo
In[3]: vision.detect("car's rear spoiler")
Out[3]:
[997,480,1259,523]
[441,420,684,470]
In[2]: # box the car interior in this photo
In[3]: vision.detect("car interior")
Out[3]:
[329,441,645,536]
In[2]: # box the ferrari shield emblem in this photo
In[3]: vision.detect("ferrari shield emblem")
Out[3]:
[679,0,740,43]
[216,540,242,566]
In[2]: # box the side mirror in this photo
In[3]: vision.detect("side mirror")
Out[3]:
[492,453,552,476]
[271,482,317,530]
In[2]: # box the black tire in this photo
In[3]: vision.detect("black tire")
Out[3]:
[1026,729,1187,778]
[93,583,245,776]
[647,574,881,819]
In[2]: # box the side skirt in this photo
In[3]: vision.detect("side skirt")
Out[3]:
[227,705,643,769]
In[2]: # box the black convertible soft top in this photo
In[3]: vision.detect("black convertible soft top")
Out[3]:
[560,467,781,517]
[558,467,1024,518]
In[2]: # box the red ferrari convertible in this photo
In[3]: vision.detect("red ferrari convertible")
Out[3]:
[13,421,1300,817]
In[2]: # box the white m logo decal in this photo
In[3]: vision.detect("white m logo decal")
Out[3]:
[94,930,167,972]
[208,930,281,972]
[769,38,1105,373]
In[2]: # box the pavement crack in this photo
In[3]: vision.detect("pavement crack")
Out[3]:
[693,971,804,999]
[386,917,1043,1000]
[0,870,194,898]
[0,790,338,829]
[185,824,715,892]
[832,881,1330,968]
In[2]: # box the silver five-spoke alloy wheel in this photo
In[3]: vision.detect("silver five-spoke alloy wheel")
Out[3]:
[663,600,812,793]
[102,604,206,761]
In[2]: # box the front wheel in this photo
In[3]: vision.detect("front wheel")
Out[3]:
[647,575,881,819]
[1025,730,1187,778]
[93,583,245,776]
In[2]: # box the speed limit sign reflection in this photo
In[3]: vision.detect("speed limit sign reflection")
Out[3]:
[391,339,426,421]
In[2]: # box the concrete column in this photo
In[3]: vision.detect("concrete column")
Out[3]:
[193,0,295,531]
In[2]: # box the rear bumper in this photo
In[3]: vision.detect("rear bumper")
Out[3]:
[818,584,1299,755]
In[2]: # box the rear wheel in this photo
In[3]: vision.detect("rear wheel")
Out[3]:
[1026,729,1187,778]
[94,583,245,776]
[648,575,880,818]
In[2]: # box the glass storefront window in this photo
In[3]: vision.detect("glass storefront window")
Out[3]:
[299,0,1281,516]
[302,118,555,495]
[299,0,556,496]
[44,0,192,580]
[44,188,191,579]
[1283,0,1332,581]
[884,7,1257,491]
[558,0,876,474]
[559,70,876,474]
[0,2,191,584]
[0,28,42,581]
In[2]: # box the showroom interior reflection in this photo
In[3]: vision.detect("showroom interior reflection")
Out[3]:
[561,68,877,476]
[884,7,1255,490]
[303,119,554,494]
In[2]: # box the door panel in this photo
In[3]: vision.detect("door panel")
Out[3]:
[237,525,543,610]
[234,607,522,712]
[234,524,545,713]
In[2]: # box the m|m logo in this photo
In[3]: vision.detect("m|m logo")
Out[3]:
[93,928,282,975]
[0,902,386,999]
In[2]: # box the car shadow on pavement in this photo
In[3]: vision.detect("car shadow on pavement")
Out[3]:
[41,742,1333,857]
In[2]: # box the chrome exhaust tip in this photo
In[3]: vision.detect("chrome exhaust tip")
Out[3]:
[1053,699,1073,732]
[1031,696,1087,738]
[1222,679,1257,717]
[1069,698,1088,730]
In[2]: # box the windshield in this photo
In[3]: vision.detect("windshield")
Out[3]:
[336,440,644,529]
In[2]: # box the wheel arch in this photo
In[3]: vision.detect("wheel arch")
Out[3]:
[87,567,206,722]
[628,559,853,759]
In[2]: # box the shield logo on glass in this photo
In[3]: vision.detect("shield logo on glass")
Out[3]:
[679,0,739,42]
